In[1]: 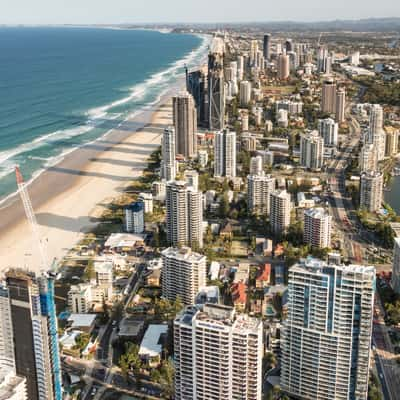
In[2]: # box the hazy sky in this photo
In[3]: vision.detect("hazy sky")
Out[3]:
[1,0,399,24]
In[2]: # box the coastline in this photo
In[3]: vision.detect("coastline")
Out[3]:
[0,96,172,274]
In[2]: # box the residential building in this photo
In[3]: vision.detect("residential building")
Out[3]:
[359,143,378,172]
[138,325,168,368]
[4,270,62,400]
[392,238,400,294]
[281,258,375,400]
[263,34,271,60]
[270,190,291,234]
[173,92,197,158]
[93,259,113,302]
[68,283,92,313]
[208,50,225,130]
[198,150,208,168]
[239,81,252,106]
[184,170,199,191]
[124,201,144,234]
[385,127,399,157]
[360,171,383,212]
[0,370,27,400]
[138,192,153,214]
[0,287,15,370]
[214,129,236,178]
[300,131,324,170]
[247,173,276,215]
[166,181,203,249]
[249,155,263,176]
[161,247,206,305]
[186,66,208,127]
[321,79,336,114]
[174,304,263,400]
[335,88,346,123]
[318,118,338,147]
[161,126,177,181]
[275,100,303,116]
[303,208,332,248]
[277,54,290,80]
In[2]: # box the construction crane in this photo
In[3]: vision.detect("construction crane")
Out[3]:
[15,166,49,271]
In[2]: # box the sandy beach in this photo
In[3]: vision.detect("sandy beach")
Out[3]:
[0,100,172,274]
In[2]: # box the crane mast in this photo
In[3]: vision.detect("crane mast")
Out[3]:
[15,166,49,271]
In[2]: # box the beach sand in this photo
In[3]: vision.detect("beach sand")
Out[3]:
[0,101,172,274]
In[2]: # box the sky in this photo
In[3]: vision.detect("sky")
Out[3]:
[0,0,399,24]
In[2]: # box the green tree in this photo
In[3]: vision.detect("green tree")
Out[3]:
[159,359,175,399]
[219,194,230,218]
[119,342,142,383]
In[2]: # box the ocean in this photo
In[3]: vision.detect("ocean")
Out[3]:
[0,27,209,202]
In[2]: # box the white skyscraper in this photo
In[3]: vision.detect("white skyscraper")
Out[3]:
[300,131,324,170]
[161,126,177,182]
[270,190,291,234]
[247,174,275,215]
[360,171,383,212]
[367,104,385,160]
[184,170,199,191]
[166,181,203,249]
[239,80,252,106]
[173,91,197,158]
[303,207,332,248]
[249,155,263,176]
[124,201,144,234]
[214,129,236,178]
[281,258,375,400]
[161,247,206,305]
[318,118,338,147]
[0,287,15,371]
[174,304,263,400]
[359,143,378,172]
[335,88,346,123]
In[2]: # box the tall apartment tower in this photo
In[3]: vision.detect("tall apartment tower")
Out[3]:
[335,88,346,123]
[392,238,400,294]
[263,34,271,60]
[214,129,236,178]
[247,174,276,215]
[173,92,197,159]
[300,131,324,170]
[249,155,263,176]
[208,52,225,130]
[124,201,144,234]
[270,190,291,235]
[277,54,290,80]
[239,80,252,106]
[318,118,338,147]
[161,126,177,182]
[281,258,375,400]
[303,207,332,248]
[317,46,331,74]
[368,104,386,161]
[166,181,203,249]
[360,171,383,212]
[359,143,378,172]
[161,247,206,305]
[174,304,263,400]
[3,270,62,400]
[321,79,337,114]
[186,66,209,127]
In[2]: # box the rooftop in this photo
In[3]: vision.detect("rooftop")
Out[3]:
[138,324,168,358]
[105,233,145,249]
[119,318,145,338]
[68,313,97,328]
[161,247,206,263]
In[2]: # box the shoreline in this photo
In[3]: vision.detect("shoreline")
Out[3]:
[0,95,173,274]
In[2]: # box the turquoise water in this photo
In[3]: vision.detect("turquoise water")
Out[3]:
[0,27,209,201]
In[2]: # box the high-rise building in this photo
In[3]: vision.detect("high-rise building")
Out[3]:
[317,46,331,74]
[250,40,259,67]
[138,192,153,214]
[173,92,197,158]
[359,143,378,172]
[263,34,271,60]
[184,170,199,191]
[239,80,252,106]
[285,39,293,53]
[392,238,400,294]
[0,369,27,400]
[360,171,383,212]
[174,304,263,400]
[214,129,236,178]
[385,128,399,157]
[281,258,375,400]
[166,181,203,249]
[368,105,385,161]
[0,286,16,371]
[124,201,144,234]
[270,190,291,234]
[161,126,177,182]
[208,52,225,130]
[186,66,209,127]
[249,155,263,176]
[277,54,290,80]
[318,118,338,147]
[303,208,332,248]
[248,174,276,215]
[4,270,62,400]
[161,247,206,305]
[300,131,324,170]
[321,79,337,114]
[335,88,346,123]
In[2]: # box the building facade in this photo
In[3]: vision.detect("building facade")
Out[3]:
[318,118,338,147]
[303,207,332,248]
[161,126,177,182]
[247,174,276,215]
[281,258,375,400]
[300,131,324,170]
[174,304,263,400]
[124,201,144,234]
[321,80,336,114]
[360,171,383,212]
[214,129,236,178]
[270,190,291,235]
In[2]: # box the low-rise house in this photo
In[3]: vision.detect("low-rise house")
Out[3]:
[104,233,146,253]
[67,314,97,333]
[231,282,247,311]
[256,264,272,289]
[233,263,250,284]
[195,286,220,305]
[146,269,161,287]
[118,318,145,341]
[138,325,168,368]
